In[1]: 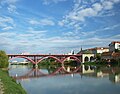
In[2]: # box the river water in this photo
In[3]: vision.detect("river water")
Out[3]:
[9,65,120,94]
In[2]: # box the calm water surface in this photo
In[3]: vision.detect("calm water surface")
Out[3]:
[9,65,120,94]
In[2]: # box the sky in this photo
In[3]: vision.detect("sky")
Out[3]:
[0,0,120,54]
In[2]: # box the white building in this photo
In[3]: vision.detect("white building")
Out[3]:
[78,47,109,54]
[109,41,120,52]
[88,47,109,54]
[82,54,94,63]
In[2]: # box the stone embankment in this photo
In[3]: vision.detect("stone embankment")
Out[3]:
[0,79,4,94]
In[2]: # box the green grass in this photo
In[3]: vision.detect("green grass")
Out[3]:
[0,69,27,94]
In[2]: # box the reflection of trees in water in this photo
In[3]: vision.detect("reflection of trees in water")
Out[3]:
[64,60,80,67]
[47,66,60,74]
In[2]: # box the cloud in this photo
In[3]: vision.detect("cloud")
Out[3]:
[29,19,55,26]
[0,16,14,24]
[63,30,96,39]
[59,0,120,30]
[29,20,38,25]
[0,28,119,54]
[7,4,18,14]
[110,34,120,39]
[1,0,18,4]
[0,0,19,14]
[2,26,13,30]
[0,16,15,31]
[93,24,120,32]
[0,0,119,54]
[42,0,67,5]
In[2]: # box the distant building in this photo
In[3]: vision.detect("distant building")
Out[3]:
[101,52,120,60]
[67,50,75,55]
[67,50,75,61]
[11,60,18,64]
[101,41,120,61]
[78,47,109,54]
[88,47,109,54]
[109,41,120,52]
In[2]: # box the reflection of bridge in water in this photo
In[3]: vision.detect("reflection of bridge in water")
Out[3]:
[11,65,96,80]
[12,66,83,80]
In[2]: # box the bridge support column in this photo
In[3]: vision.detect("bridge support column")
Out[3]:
[33,64,38,68]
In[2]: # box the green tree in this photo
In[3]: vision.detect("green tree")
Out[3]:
[96,53,101,61]
[0,50,9,68]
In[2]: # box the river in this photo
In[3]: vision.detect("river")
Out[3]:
[9,65,120,94]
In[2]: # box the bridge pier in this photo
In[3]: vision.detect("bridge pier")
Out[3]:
[33,64,38,68]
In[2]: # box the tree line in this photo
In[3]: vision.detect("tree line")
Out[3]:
[0,50,9,68]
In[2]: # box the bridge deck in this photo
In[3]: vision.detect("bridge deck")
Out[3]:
[7,54,82,57]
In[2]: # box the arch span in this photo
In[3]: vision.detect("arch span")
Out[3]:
[62,56,81,64]
[37,56,62,64]
[90,56,94,61]
[9,56,36,64]
[84,56,89,62]
[62,56,81,72]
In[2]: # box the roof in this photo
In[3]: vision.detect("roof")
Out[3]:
[110,41,120,45]
[77,47,109,54]
[88,47,109,51]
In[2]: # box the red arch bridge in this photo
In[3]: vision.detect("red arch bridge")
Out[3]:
[7,54,82,66]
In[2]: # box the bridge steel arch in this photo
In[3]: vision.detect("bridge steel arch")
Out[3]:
[9,56,36,64]
[62,56,81,64]
[61,56,81,72]
[37,56,62,64]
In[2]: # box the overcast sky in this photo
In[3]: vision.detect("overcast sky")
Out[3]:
[0,0,120,54]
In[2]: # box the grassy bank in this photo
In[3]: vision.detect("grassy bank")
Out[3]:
[0,69,27,94]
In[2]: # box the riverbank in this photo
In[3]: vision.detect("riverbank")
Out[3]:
[0,69,27,94]
[0,78,4,94]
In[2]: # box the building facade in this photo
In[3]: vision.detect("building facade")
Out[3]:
[101,41,120,61]
[82,54,94,63]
